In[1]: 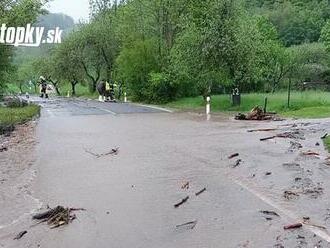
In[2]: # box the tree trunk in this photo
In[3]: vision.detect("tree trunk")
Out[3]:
[81,61,100,93]
[71,80,78,96]
[19,82,23,93]
[48,78,61,96]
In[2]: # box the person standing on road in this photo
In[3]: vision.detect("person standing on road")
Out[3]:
[39,76,49,99]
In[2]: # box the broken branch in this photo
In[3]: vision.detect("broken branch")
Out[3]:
[228,153,239,159]
[195,188,206,196]
[174,196,189,208]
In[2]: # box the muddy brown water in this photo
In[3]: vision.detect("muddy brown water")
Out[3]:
[1,98,330,247]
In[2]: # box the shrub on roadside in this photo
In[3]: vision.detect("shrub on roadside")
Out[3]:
[0,104,40,135]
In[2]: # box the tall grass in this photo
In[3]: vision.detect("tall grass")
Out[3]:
[166,91,330,118]
[0,105,40,134]
[323,136,330,152]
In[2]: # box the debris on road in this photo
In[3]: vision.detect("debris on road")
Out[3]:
[228,153,239,159]
[259,210,279,217]
[301,151,320,156]
[304,186,323,198]
[235,106,279,121]
[282,162,301,169]
[321,133,328,139]
[32,206,85,229]
[233,159,242,168]
[84,147,119,158]
[247,128,277,133]
[284,223,302,230]
[181,181,190,190]
[277,131,304,139]
[176,220,197,230]
[302,217,326,230]
[13,230,27,240]
[260,131,305,142]
[288,141,302,152]
[284,190,299,200]
[174,196,189,208]
[265,172,272,176]
[315,142,320,146]
[195,188,206,196]
[0,146,8,152]
[260,136,276,141]
[302,216,310,222]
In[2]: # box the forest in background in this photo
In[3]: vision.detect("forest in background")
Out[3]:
[4,0,330,104]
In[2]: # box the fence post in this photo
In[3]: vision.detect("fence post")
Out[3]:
[263,97,268,113]
[206,96,211,115]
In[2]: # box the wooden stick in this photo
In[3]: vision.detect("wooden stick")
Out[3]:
[195,188,206,196]
[260,136,276,141]
[247,128,277,133]
[174,196,189,208]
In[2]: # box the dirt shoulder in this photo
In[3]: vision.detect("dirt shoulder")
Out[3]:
[0,121,41,241]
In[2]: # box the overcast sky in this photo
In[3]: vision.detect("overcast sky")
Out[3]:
[47,0,90,22]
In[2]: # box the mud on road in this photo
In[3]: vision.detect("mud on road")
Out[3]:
[1,98,330,247]
[0,121,40,230]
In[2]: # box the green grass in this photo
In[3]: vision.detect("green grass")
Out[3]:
[323,136,330,152]
[0,105,40,133]
[166,91,330,118]
[6,83,99,99]
[59,84,98,98]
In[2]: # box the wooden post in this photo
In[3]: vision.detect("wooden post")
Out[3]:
[264,97,268,113]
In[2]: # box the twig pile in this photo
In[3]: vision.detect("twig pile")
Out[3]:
[235,106,280,121]
[32,206,85,229]
[84,147,119,158]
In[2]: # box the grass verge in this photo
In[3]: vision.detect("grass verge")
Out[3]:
[323,137,330,153]
[0,105,40,134]
[166,91,330,118]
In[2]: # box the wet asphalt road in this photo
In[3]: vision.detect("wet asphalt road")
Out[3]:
[2,97,330,247]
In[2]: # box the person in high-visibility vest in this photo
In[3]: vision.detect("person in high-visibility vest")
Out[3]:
[38,76,49,99]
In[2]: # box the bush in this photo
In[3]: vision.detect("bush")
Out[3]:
[146,72,177,103]
[4,96,28,108]
[0,104,40,134]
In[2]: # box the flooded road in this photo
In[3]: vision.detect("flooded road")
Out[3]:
[1,97,330,247]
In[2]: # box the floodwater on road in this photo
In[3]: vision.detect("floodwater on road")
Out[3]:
[1,98,330,247]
